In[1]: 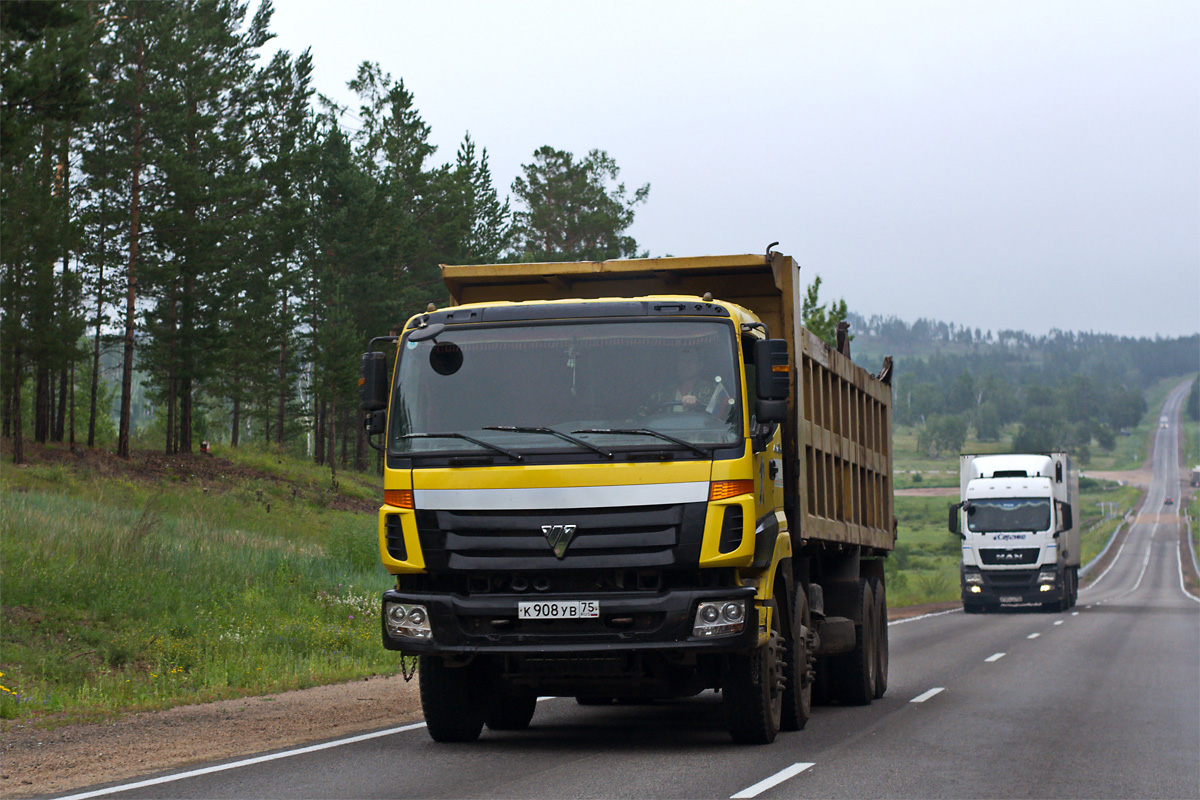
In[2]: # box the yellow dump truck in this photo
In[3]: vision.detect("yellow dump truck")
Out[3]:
[360,249,895,744]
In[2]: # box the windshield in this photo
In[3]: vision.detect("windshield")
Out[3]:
[389,318,741,457]
[966,498,1051,533]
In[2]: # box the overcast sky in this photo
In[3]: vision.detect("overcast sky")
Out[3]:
[266,1,1199,339]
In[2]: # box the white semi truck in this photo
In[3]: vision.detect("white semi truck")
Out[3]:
[948,453,1079,613]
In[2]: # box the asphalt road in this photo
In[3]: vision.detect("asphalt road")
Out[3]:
[60,382,1199,800]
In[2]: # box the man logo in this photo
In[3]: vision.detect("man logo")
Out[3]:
[542,524,577,559]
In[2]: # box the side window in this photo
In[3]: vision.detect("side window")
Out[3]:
[741,334,759,423]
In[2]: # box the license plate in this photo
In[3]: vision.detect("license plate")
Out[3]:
[999,596,1023,604]
[518,600,599,620]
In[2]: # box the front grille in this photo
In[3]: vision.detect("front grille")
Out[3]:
[414,502,707,571]
[979,547,1040,566]
[983,568,1038,590]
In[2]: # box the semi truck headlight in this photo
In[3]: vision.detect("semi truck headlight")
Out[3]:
[1037,571,1056,585]
[693,600,746,637]
[385,602,432,639]
[964,573,984,586]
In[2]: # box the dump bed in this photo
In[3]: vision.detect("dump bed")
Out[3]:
[441,252,895,553]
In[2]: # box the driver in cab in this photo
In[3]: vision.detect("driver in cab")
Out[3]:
[657,348,733,420]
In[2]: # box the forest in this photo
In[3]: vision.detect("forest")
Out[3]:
[1,0,653,467]
[848,312,1198,463]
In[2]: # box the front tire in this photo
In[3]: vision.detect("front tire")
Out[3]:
[724,599,784,744]
[419,656,487,742]
[781,586,813,731]
[485,691,537,731]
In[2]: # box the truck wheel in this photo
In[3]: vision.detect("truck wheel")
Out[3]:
[870,577,888,699]
[781,586,812,731]
[833,578,876,706]
[1069,568,1079,607]
[418,656,487,742]
[724,600,784,744]
[485,691,537,731]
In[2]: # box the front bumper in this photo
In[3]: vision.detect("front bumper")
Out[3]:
[961,566,1065,605]
[380,585,758,655]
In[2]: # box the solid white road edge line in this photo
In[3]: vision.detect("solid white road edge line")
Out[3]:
[730,762,816,799]
[56,722,429,800]
[985,652,1005,662]
[1177,545,1200,604]
[888,608,961,626]
[910,687,945,703]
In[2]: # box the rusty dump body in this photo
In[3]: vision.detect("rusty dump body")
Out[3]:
[441,251,895,555]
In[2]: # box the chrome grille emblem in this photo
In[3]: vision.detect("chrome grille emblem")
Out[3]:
[541,524,577,559]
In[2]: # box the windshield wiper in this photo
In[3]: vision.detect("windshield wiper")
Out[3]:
[397,433,523,462]
[571,428,708,458]
[483,426,613,459]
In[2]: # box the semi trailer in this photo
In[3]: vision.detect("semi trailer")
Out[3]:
[360,249,895,744]
[949,453,1079,613]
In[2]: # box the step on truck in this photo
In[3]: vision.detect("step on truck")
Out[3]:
[949,453,1080,613]
[359,249,896,744]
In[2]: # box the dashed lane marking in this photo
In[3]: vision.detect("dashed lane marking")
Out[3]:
[731,763,815,799]
[1027,632,1041,639]
[1054,620,1064,625]
[910,687,945,703]
[985,653,1006,662]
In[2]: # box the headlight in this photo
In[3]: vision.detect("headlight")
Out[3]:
[1037,571,1057,585]
[964,573,984,586]
[693,599,746,638]
[384,602,432,639]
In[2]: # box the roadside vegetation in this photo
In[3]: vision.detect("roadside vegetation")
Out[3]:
[0,445,398,725]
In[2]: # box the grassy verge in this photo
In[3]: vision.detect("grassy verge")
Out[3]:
[0,452,397,726]
[891,425,1014,490]
[1077,479,1142,566]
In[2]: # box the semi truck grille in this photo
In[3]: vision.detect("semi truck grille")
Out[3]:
[983,568,1038,590]
[414,502,707,571]
[979,547,1040,566]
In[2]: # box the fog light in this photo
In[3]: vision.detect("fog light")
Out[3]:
[384,601,432,639]
[1039,584,1053,593]
[969,585,982,594]
[693,600,746,638]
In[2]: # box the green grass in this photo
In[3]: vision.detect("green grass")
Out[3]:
[1077,480,1142,566]
[891,425,1014,490]
[0,459,397,726]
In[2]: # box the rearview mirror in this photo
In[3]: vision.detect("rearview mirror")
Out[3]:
[948,502,964,537]
[360,352,390,411]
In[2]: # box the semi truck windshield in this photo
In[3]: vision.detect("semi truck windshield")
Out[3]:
[389,319,741,456]
[966,498,1051,533]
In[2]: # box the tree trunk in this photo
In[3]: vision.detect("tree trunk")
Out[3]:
[276,293,288,445]
[11,346,24,465]
[314,399,325,466]
[340,404,349,467]
[327,397,337,485]
[118,11,145,460]
[231,396,241,447]
[88,252,104,448]
[35,366,49,444]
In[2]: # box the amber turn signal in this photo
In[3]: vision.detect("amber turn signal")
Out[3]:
[709,480,755,501]
[385,489,414,509]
